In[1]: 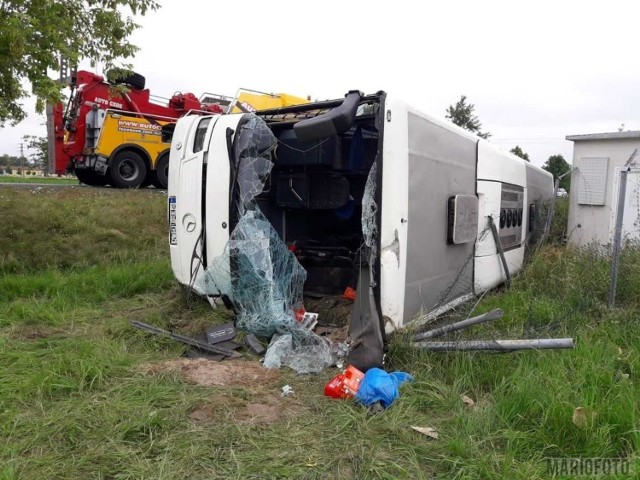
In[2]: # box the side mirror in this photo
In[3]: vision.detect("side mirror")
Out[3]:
[293,90,363,141]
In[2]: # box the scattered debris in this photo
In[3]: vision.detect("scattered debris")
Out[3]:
[281,385,295,397]
[461,394,475,407]
[413,338,575,352]
[355,368,413,408]
[263,333,335,374]
[131,320,237,359]
[300,312,319,330]
[205,322,236,345]
[324,365,365,399]
[412,309,575,353]
[413,309,503,341]
[572,406,588,428]
[263,335,292,370]
[411,426,439,439]
[342,286,356,302]
[245,333,266,355]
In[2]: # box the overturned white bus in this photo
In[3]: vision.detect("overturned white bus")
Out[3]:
[167,91,554,370]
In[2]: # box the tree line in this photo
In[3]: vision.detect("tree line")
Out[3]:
[0,135,48,173]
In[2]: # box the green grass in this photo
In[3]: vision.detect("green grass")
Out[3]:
[0,187,168,274]
[0,176,78,184]
[1,188,639,479]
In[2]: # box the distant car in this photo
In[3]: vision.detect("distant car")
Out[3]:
[556,188,568,198]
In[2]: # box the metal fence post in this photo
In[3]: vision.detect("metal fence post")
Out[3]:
[608,168,630,308]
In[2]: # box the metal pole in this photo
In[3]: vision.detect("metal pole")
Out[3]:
[608,168,629,308]
[488,215,511,285]
[413,308,503,341]
[609,148,639,308]
[46,104,56,177]
[20,143,25,178]
[412,338,575,351]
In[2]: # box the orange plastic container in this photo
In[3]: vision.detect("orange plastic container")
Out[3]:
[342,286,356,302]
[324,365,365,399]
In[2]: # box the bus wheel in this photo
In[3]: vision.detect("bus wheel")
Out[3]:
[110,151,146,188]
[152,153,169,189]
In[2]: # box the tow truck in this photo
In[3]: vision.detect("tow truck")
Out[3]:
[48,71,308,188]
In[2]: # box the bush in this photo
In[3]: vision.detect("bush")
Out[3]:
[548,197,568,245]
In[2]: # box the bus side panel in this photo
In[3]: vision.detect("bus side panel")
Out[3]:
[402,110,477,325]
[525,162,554,248]
[474,141,527,292]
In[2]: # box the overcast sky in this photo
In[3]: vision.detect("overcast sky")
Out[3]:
[2,0,639,167]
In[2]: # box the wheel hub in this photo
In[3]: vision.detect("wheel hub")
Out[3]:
[119,159,139,180]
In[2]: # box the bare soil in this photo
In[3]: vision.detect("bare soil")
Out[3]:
[145,358,307,425]
[143,358,280,387]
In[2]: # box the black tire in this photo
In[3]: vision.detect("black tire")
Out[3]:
[151,153,169,189]
[75,168,109,186]
[139,175,153,188]
[109,151,147,188]
[110,71,146,90]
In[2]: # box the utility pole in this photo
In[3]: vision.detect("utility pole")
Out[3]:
[19,143,25,178]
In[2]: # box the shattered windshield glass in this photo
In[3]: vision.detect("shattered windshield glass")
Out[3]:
[198,114,335,373]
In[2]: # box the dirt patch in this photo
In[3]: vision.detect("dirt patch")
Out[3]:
[8,325,64,340]
[145,358,306,426]
[189,392,304,425]
[143,358,280,387]
[234,403,283,424]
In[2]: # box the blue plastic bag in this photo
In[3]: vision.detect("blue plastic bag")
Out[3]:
[355,368,413,408]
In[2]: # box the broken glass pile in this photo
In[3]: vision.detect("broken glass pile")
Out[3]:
[198,115,335,373]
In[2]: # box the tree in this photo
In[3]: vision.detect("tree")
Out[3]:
[23,135,48,173]
[0,153,21,167]
[542,154,571,191]
[0,0,159,125]
[510,145,530,162]
[445,95,491,139]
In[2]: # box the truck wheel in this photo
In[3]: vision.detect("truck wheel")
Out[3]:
[75,168,108,186]
[140,175,153,188]
[152,153,169,189]
[110,151,147,188]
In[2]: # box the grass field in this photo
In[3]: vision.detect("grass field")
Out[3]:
[1,191,638,479]
[0,176,78,185]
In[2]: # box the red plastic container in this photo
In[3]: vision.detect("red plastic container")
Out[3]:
[324,365,365,399]
[342,286,356,302]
